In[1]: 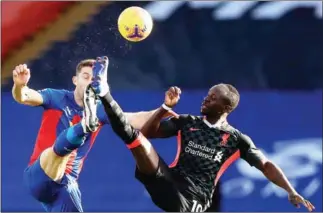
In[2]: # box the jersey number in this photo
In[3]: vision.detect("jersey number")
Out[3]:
[191,200,204,212]
[213,151,223,163]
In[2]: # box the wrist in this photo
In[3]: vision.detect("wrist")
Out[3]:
[161,103,172,111]
[14,84,26,89]
[288,189,297,195]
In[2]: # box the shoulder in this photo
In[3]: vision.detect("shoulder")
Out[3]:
[38,88,69,93]
[161,114,199,129]
[231,128,254,146]
[169,114,199,123]
[221,125,256,151]
[39,88,70,97]
[58,89,74,103]
[222,124,251,142]
[178,114,198,120]
[38,88,71,109]
[62,90,75,97]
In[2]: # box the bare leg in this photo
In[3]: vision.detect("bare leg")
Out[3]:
[40,122,86,182]
[39,148,70,182]
[40,87,98,182]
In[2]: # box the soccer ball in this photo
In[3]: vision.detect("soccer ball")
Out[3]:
[117,6,153,42]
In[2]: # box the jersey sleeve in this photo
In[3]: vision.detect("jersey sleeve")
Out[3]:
[158,114,189,137]
[37,88,66,109]
[237,133,267,167]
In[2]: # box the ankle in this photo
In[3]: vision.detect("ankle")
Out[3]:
[98,84,110,97]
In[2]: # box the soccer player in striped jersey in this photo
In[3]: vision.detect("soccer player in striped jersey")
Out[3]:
[12,60,168,212]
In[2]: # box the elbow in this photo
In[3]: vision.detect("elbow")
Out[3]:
[12,85,25,104]
[261,160,277,177]
[255,159,271,173]
[264,160,274,168]
[12,94,23,104]
[13,95,28,104]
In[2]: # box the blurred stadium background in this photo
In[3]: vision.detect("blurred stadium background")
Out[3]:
[1,1,322,212]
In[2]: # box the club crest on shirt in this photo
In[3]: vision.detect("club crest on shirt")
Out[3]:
[220,133,230,146]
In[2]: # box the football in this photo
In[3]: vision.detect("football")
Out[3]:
[117,6,153,42]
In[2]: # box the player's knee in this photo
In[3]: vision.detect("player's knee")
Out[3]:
[39,147,70,181]
[128,132,153,154]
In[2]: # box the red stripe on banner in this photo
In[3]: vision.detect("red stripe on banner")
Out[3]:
[1,1,75,59]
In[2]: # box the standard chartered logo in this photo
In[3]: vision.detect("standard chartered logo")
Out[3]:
[213,151,224,163]
[185,141,223,162]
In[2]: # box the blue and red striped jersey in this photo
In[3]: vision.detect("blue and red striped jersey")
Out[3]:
[28,88,109,179]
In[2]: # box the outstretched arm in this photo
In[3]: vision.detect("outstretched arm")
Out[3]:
[258,161,295,194]
[12,64,43,106]
[12,84,43,106]
[258,161,314,211]
[125,109,176,131]
[140,87,183,138]
[238,134,315,212]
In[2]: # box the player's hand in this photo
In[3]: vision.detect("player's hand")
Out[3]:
[13,64,31,87]
[288,192,315,212]
[164,86,181,108]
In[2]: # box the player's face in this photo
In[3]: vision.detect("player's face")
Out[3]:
[201,86,227,116]
[73,67,93,98]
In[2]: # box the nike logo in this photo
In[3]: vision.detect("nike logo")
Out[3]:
[189,128,201,131]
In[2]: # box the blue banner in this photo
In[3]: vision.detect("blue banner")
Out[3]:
[1,91,322,212]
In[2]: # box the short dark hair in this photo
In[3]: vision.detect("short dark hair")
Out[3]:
[75,59,95,75]
[221,83,240,112]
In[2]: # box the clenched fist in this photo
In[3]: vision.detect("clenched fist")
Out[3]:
[164,86,181,108]
[13,64,31,87]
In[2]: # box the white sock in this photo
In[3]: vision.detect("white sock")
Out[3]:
[98,83,110,97]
